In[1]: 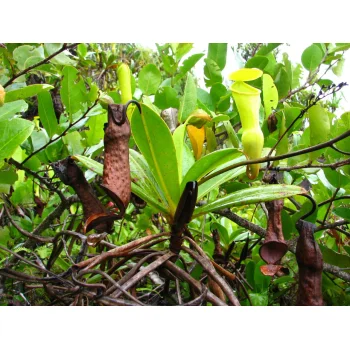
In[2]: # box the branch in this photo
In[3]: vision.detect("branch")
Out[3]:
[215,208,350,283]
[21,98,99,165]
[264,158,350,172]
[8,159,67,203]
[198,129,350,185]
[315,220,349,232]
[3,43,79,88]
[2,198,54,243]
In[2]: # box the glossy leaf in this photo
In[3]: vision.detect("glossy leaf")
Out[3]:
[13,45,44,70]
[0,118,34,162]
[245,56,269,70]
[179,73,197,122]
[307,104,330,161]
[333,207,350,221]
[0,100,28,122]
[60,66,88,117]
[262,74,278,118]
[154,87,179,109]
[131,104,180,216]
[44,43,76,66]
[323,168,348,189]
[138,64,162,95]
[208,43,227,70]
[193,185,306,217]
[37,91,59,138]
[63,131,84,155]
[301,44,324,71]
[174,53,205,83]
[222,120,240,148]
[320,245,350,268]
[274,67,290,99]
[181,148,241,191]
[5,84,54,103]
[204,58,222,86]
[173,124,187,183]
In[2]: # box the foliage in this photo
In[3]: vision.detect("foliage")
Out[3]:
[0,42,349,306]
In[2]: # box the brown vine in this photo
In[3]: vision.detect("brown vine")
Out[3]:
[296,220,323,306]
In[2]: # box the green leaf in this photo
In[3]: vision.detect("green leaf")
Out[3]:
[173,124,187,183]
[193,185,306,217]
[291,63,303,89]
[197,88,214,111]
[44,43,76,66]
[37,91,59,138]
[0,100,28,122]
[13,45,44,70]
[204,58,222,86]
[256,43,281,56]
[222,120,240,148]
[138,64,162,95]
[5,84,54,103]
[181,149,241,191]
[328,43,350,54]
[63,131,84,155]
[0,119,34,162]
[207,43,227,70]
[154,87,179,109]
[131,104,180,216]
[174,53,205,83]
[60,66,88,117]
[262,74,278,118]
[333,208,350,221]
[323,168,348,189]
[332,58,345,77]
[249,292,269,306]
[307,104,330,160]
[175,43,193,61]
[85,113,107,146]
[274,67,290,99]
[301,44,324,71]
[45,138,64,162]
[179,73,197,122]
[245,56,269,70]
[319,245,350,268]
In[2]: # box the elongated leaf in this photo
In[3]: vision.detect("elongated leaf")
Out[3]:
[319,245,350,268]
[173,124,187,183]
[5,84,54,103]
[181,149,241,191]
[262,74,278,118]
[193,185,306,217]
[174,53,205,83]
[37,91,58,138]
[204,58,222,86]
[60,66,88,116]
[0,118,34,161]
[208,43,227,70]
[0,100,28,122]
[179,73,197,122]
[131,104,180,215]
[222,120,240,148]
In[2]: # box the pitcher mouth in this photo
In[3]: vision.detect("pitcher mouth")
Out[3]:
[230,81,261,96]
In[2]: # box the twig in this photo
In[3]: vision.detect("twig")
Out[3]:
[21,99,99,165]
[3,43,79,88]
[322,188,340,225]
[199,130,350,185]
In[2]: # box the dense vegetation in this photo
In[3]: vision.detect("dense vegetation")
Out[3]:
[0,43,349,306]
